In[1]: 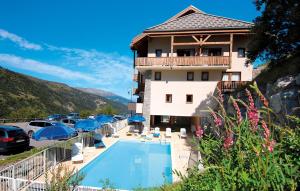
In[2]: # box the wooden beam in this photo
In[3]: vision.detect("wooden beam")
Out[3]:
[171,36,174,57]
[173,41,231,46]
[192,35,200,42]
[229,33,233,69]
[144,29,251,35]
[148,32,253,38]
[202,35,211,43]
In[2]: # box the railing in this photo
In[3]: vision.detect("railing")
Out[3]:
[0,176,106,191]
[0,119,128,191]
[136,56,230,67]
[218,81,247,93]
[0,133,94,191]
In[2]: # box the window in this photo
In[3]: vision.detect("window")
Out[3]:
[29,122,37,126]
[166,94,172,103]
[238,48,246,57]
[186,94,193,103]
[201,72,209,81]
[222,72,241,81]
[154,72,161,81]
[177,49,195,57]
[187,72,194,81]
[232,73,241,81]
[208,48,222,56]
[62,119,68,123]
[45,122,52,127]
[155,49,162,57]
[0,130,5,138]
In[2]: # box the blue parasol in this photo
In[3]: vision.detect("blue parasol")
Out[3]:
[33,122,77,141]
[74,119,100,132]
[128,115,146,123]
[95,115,115,124]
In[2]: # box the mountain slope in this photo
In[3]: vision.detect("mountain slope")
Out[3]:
[77,88,130,105]
[0,67,127,118]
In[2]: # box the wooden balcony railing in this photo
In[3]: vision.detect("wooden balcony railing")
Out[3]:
[136,56,230,67]
[218,81,247,93]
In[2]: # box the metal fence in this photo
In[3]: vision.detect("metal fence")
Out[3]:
[0,176,124,191]
[0,119,128,191]
[0,133,94,191]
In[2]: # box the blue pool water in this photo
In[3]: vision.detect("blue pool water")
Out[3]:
[78,140,172,190]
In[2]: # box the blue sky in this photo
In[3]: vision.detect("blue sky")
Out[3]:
[0,0,261,98]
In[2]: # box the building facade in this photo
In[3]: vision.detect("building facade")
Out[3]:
[129,6,253,131]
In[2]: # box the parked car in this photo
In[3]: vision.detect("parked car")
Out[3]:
[61,118,77,128]
[88,115,95,119]
[47,114,66,121]
[67,113,80,119]
[113,115,126,121]
[0,125,30,153]
[26,120,53,138]
[26,120,78,138]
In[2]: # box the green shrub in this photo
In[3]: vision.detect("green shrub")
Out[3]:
[178,82,300,191]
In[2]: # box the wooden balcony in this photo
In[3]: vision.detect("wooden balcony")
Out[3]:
[218,81,247,93]
[135,56,230,67]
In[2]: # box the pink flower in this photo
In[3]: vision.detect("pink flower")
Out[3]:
[246,89,259,131]
[217,87,224,104]
[261,120,270,139]
[211,111,222,127]
[224,130,234,149]
[261,121,275,153]
[232,99,243,124]
[196,128,204,138]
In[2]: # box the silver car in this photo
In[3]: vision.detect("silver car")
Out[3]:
[26,120,52,138]
[61,119,77,128]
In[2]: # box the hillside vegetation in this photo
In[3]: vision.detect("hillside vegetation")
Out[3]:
[0,67,127,118]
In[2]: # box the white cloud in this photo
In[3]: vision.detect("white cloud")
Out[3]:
[0,29,133,97]
[45,45,133,86]
[0,29,42,50]
[0,54,98,82]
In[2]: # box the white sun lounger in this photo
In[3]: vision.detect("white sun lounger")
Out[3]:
[165,128,172,138]
[180,128,187,139]
[71,142,83,163]
[141,127,148,137]
[153,127,160,137]
[112,127,119,138]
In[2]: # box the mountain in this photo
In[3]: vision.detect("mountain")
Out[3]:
[0,67,127,118]
[77,88,130,105]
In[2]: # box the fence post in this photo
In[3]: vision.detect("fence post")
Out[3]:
[12,165,17,191]
[54,149,57,167]
[43,150,47,173]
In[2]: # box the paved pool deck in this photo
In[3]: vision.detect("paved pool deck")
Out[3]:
[37,126,192,183]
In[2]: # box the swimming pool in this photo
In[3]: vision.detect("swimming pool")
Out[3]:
[78,140,173,190]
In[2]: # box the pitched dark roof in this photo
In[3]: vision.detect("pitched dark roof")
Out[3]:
[145,12,253,32]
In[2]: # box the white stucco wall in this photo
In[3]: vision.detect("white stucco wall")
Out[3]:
[150,80,218,116]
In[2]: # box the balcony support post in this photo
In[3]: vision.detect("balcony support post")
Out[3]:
[229,33,233,69]
[171,36,174,57]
